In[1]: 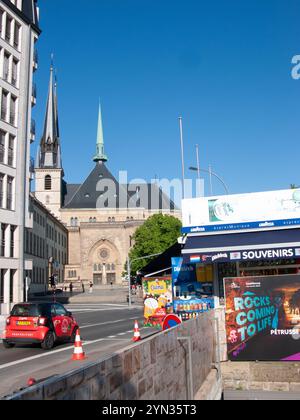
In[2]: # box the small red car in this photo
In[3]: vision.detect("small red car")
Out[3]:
[2,302,79,350]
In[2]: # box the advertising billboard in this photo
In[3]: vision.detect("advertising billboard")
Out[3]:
[224,274,300,361]
[142,277,173,327]
[182,189,300,233]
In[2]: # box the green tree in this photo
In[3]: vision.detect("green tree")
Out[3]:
[127,214,182,275]
[290,184,299,189]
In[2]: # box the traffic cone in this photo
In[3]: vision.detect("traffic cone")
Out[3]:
[72,329,86,361]
[132,320,141,342]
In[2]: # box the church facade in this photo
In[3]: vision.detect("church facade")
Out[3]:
[34,68,181,287]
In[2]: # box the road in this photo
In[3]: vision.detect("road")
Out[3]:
[0,303,158,399]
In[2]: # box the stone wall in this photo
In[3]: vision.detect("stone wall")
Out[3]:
[5,311,218,400]
[222,361,300,393]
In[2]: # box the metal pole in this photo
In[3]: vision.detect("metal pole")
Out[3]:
[179,117,185,199]
[127,257,131,307]
[177,336,194,400]
[196,144,200,180]
[209,164,213,196]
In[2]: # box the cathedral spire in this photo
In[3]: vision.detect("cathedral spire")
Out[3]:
[36,56,62,169]
[93,102,108,163]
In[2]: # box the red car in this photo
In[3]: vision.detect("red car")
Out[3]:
[2,302,79,350]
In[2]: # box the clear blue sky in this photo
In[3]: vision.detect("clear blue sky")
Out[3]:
[33,0,300,196]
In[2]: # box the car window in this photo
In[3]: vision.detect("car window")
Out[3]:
[54,304,67,316]
[11,305,41,317]
[50,305,56,317]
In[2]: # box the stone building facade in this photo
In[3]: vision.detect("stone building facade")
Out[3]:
[24,193,68,295]
[34,72,181,287]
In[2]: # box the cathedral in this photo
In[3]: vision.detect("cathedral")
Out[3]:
[34,66,180,286]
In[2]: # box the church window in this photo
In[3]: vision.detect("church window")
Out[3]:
[45,175,52,190]
[111,264,115,271]
[106,264,111,271]
[94,264,97,272]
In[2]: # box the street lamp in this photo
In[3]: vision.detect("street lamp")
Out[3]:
[127,253,162,307]
[189,166,229,196]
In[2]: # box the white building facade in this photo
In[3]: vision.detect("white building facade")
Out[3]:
[0,0,40,315]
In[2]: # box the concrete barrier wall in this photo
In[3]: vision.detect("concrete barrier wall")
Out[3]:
[6,311,217,400]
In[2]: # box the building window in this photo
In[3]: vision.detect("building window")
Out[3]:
[3,52,10,82]
[0,9,3,37]
[14,23,20,49]
[5,16,12,43]
[7,135,14,166]
[45,175,52,190]
[10,270,15,303]
[10,225,15,258]
[0,269,5,303]
[12,59,18,86]
[1,224,6,257]
[10,95,17,126]
[1,90,8,121]
[7,176,13,210]
[0,130,5,163]
[0,174,3,208]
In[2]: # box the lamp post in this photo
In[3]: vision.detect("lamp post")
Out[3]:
[127,253,162,307]
[189,166,229,196]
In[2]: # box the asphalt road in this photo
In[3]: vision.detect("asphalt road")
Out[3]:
[0,303,158,399]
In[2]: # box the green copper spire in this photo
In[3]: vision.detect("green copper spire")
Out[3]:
[93,103,108,163]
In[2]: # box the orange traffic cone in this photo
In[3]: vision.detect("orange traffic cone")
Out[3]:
[72,329,86,361]
[132,320,141,342]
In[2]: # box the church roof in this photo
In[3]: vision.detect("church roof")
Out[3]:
[63,162,128,209]
[62,162,177,210]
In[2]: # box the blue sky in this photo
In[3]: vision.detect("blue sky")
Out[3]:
[33,0,300,196]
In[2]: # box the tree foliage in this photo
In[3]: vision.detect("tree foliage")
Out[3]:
[128,214,182,275]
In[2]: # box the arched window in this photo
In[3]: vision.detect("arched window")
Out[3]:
[108,217,111,222]
[89,217,93,223]
[106,264,111,271]
[44,175,52,190]
[94,264,97,272]
[98,264,102,272]
[111,263,115,271]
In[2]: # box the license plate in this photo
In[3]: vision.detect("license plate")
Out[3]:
[16,321,31,326]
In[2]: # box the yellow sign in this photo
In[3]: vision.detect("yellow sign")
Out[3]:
[196,264,213,283]
[148,280,167,295]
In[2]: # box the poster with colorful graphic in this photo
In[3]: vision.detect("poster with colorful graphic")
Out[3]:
[224,274,300,361]
[172,257,214,321]
[142,277,173,327]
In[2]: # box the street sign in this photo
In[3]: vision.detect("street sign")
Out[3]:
[162,314,182,330]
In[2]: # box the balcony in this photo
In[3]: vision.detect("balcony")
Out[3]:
[30,119,36,143]
[33,49,38,71]
[31,83,37,106]
[29,157,35,180]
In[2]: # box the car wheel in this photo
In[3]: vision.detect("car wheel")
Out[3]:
[70,327,78,343]
[41,332,55,350]
[2,340,15,349]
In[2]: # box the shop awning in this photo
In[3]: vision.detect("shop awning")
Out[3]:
[140,242,183,277]
[182,228,300,264]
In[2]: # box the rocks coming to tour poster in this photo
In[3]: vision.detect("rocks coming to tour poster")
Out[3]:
[224,274,300,361]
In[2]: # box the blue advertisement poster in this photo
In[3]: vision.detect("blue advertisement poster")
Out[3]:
[172,257,214,321]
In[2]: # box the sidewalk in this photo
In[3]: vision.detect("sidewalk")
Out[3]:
[29,288,143,305]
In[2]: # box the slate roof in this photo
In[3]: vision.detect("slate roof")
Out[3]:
[62,162,177,210]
